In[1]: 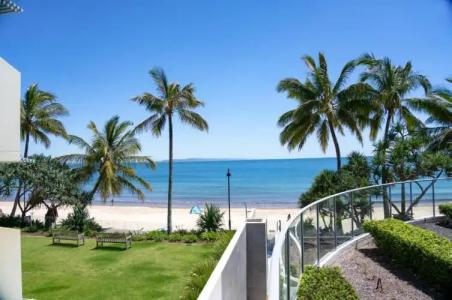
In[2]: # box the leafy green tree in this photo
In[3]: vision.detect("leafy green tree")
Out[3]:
[58,115,156,201]
[372,123,451,218]
[11,84,68,217]
[299,152,373,231]
[197,203,224,232]
[132,68,208,233]
[0,156,83,226]
[277,53,371,170]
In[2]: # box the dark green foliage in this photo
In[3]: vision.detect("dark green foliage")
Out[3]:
[297,266,358,300]
[130,229,233,244]
[363,219,452,289]
[181,231,235,299]
[0,156,86,224]
[0,215,45,232]
[60,204,102,234]
[299,152,371,207]
[197,203,225,232]
[439,203,452,220]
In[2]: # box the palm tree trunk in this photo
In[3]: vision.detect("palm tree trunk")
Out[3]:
[11,133,30,217]
[382,111,393,218]
[327,120,341,171]
[167,114,173,234]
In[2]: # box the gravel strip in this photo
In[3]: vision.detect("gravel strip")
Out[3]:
[329,239,446,300]
[414,221,452,241]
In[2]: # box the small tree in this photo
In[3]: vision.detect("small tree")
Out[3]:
[0,155,84,227]
[197,203,224,232]
[372,123,451,218]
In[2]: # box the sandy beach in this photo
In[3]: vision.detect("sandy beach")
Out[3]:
[0,201,299,232]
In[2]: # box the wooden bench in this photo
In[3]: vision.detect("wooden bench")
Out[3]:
[96,233,132,249]
[52,230,85,246]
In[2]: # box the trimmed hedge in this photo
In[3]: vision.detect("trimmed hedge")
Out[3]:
[363,219,452,289]
[131,229,232,243]
[439,203,452,220]
[297,266,358,300]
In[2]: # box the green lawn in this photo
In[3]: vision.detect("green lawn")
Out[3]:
[21,236,215,299]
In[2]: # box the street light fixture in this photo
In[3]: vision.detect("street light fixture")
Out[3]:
[226,168,231,230]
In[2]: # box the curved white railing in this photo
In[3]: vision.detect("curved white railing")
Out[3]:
[268,177,452,300]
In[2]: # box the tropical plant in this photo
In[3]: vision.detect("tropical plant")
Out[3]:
[132,68,208,233]
[58,115,156,201]
[11,84,68,217]
[60,204,102,234]
[277,53,371,170]
[197,203,224,232]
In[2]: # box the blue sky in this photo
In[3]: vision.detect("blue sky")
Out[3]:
[1,0,451,160]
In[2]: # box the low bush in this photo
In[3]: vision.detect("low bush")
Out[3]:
[0,215,45,232]
[439,203,452,220]
[181,231,235,300]
[297,266,358,300]
[131,229,234,244]
[363,219,452,289]
[60,205,102,235]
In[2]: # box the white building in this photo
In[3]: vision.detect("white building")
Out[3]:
[0,3,23,300]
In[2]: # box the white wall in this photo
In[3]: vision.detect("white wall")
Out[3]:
[0,57,21,162]
[198,224,248,300]
[0,227,23,300]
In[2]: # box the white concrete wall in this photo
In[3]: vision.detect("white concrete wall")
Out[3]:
[0,57,21,162]
[0,227,23,300]
[198,224,247,300]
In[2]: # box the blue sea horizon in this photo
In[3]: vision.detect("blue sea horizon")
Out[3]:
[80,157,450,208]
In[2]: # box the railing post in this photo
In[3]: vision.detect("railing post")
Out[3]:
[285,230,290,300]
[333,198,337,249]
[432,181,436,217]
[368,193,372,221]
[300,213,304,273]
[316,204,320,265]
[409,181,413,218]
[389,185,392,218]
[350,193,354,237]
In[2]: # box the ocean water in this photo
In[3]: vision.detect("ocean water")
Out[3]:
[87,158,340,208]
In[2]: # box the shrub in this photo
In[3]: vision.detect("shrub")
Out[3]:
[146,230,167,242]
[297,266,358,300]
[197,203,224,232]
[439,203,452,220]
[200,231,220,241]
[60,205,102,234]
[363,219,452,289]
[0,215,25,228]
[168,233,182,242]
[181,231,235,299]
[182,234,198,244]
[23,220,45,233]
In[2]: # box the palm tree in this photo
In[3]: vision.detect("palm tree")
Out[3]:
[357,54,431,143]
[357,54,431,217]
[132,68,208,233]
[415,78,452,151]
[277,53,370,170]
[21,84,68,158]
[11,84,68,216]
[58,115,156,201]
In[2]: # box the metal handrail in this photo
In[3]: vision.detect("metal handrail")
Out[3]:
[268,176,452,300]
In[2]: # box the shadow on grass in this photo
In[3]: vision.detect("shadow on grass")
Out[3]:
[48,243,80,248]
[359,248,447,299]
[92,245,128,251]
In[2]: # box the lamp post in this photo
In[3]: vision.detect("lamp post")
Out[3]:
[227,168,231,230]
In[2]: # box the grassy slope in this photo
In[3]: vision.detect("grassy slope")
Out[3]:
[22,236,215,300]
